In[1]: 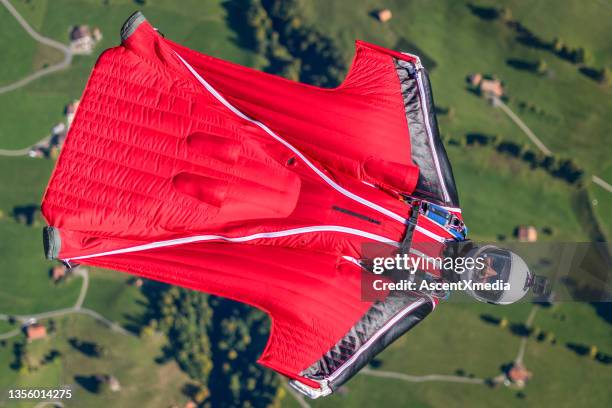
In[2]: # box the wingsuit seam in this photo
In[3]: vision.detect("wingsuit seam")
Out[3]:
[174,53,410,225]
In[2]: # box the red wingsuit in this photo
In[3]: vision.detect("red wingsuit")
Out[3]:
[41,12,463,398]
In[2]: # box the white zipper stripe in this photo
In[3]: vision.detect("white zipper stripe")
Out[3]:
[327,297,429,382]
[66,225,399,261]
[414,225,446,243]
[174,53,408,225]
[341,255,364,269]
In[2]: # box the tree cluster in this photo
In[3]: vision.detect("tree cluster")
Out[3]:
[9,341,61,374]
[566,343,611,364]
[146,285,281,407]
[240,0,346,86]
[515,100,559,123]
[463,133,584,185]
[469,5,610,85]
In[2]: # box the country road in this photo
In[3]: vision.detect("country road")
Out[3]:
[360,367,486,385]
[0,147,34,156]
[0,306,134,338]
[494,97,551,155]
[0,133,51,156]
[0,267,135,339]
[0,0,71,156]
[73,267,89,309]
[0,328,21,340]
[493,96,611,193]
[352,305,542,391]
[0,0,73,94]
[4,0,610,198]
[281,367,485,408]
[515,306,538,365]
[592,175,612,193]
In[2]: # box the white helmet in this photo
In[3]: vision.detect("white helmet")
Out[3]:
[463,245,533,305]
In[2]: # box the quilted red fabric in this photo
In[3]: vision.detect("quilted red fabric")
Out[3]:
[41,16,457,388]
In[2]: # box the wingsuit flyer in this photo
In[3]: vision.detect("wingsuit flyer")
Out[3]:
[0,2,610,407]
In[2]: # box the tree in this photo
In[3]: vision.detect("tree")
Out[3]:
[207,298,279,407]
[535,59,548,75]
[280,59,302,81]
[498,6,513,22]
[573,47,587,64]
[551,37,564,53]
[540,155,555,171]
[554,158,583,183]
[240,0,346,87]
[522,150,538,168]
[159,287,213,384]
[147,283,281,406]
[597,67,611,85]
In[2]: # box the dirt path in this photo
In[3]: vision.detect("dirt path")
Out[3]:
[0,0,72,94]
[0,307,134,338]
[73,267,89,309]
[592,175,612,193]
[515,306,538,364]
[0,0,70,155]
[0,267,135,339]
[494,97,611,193]
[352,306,539,393]
[0,146,35,156]
[0,327,20,340]
[494,98,552,155]
[360,367,486,385]
[0,134,52,156]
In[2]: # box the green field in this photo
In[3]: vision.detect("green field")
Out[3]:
[82,269,146,328]
[0,0,610,407]
[0,315,192,408]
[0,157,83,315]
[307,302,612,408]
[304,0,612,176]
[589,164,612,241]
[0,4,57,84]
[297,2,612,404]
[448,145,588,241]
[0,1,261,406]
[0,0,257,149]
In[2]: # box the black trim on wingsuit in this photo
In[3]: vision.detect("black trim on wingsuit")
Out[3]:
[43,226,61,260]
[297,206,424,392]
[295,201,427,395]
[394,59,460,207]
[300,291,433,392]
[120,11,146,41]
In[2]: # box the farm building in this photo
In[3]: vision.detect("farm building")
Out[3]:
[69,25,102,54]
[516,225,538,242]
[25,323,47,341]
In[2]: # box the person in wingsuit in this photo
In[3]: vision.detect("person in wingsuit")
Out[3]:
[41,12,536,398]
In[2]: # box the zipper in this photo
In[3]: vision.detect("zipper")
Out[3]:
[411,58,451,204]
[175,52,409,226]
[325,297,427,384]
